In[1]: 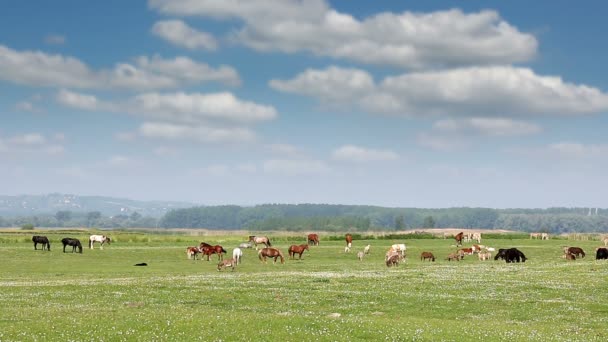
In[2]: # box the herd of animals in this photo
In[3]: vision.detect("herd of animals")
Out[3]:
[30,232,608,271]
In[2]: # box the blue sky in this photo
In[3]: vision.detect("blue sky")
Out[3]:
[1,0,607,208]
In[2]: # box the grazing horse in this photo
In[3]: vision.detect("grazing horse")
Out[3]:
[446,253,460,261]
[201,245,227,261]
[89,235,111,249]
[288,244,309,260]
[454,232,464,247]
[567,247,585,258]
[186,246,201,260]
[232,247,243,265]
[217,258,237,271]
[595,247,608,260]
[61,238,83,253]
[248,236,272,249]
[386,254,400,267]
[345,234,353,249]
[32,235,50,251]
[420,251,435,262]
[258,247,285,264]
[307,233,320,246]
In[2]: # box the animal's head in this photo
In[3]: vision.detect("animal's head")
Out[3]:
[105,237,111,244]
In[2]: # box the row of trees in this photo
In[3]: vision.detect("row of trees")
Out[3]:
[2,205,608,233]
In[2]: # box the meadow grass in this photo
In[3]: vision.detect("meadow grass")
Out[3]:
[1,230,607,341]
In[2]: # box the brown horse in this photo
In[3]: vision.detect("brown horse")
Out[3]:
[567,247,585,258]
[288,244,309,260]
[386,254,400,267]
[345,234,353,248]
[258,247,285,264]
[454,232,464,247]
[217,258,237,271]
[307,233,320,246]
[186,246,201,260]
[201,245,227,261]
[420,251,435,262]
[446,253,460,261]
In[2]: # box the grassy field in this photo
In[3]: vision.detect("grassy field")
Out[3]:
[1,229,607,341]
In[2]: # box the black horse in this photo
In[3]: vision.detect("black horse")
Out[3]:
[494,248,527,263]
[494,248,508,260]
[62,238,83,253]
[32,235,51,251]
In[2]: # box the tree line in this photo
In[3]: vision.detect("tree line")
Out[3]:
[2,204,607,233]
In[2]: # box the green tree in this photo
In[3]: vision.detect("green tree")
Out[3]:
[87,211,101,227]
[130,211,142,222]
[423,216,436,228]
[394,215,405,230]
[55,210,72,222]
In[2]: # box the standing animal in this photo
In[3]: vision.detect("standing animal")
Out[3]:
[541,233,549,240]
[386,254,400,267]
[446,253,460,261]
[307,233,320,246]
[258,247,285,264]
[390,244,406,258]
[200,245,227,261]
[530,232,540,239]
[478,251,491,261]
[232,247,243,264]
[458,248,474,257]
[454,232,464,246]
[217,258,237,271]
[472,232,482,243]
[32,235,50,251]
[503,248,527,263]
[603,237,608,247]
[248,236,272,249]
[595,247,608,260]
[89,235,111,249]
[288,244,309,260]
[61,238,82,253]
[345,234,353,249]
[420,251,435,262]
[357,251,365,261]
[363,244,371,255]
[566,247,585,258]
[186,246,201,260]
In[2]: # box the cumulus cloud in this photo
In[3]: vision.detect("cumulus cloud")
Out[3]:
[57,89,102,110]
[332,145,398,162]
[0,45,239,90]
[152,19,218,50]
[149,1,537,68]
[272,66,608,117]
[0,133,65,156]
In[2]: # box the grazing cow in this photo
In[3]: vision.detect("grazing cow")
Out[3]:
[186,246,201,260]
[471,244,483,253]
[566,247,585,258]
[232,247,243,264]
[217,258,237,271]
[420,251,435,262]
[503,248,527,263]
[386,254,400,267]
[458,248,474,257]
[595,247,608,260]
[446,253,460,261]
[357,251,365,261]
[363,244,371,255]
[478,251,491,261]
[307,233,320,246]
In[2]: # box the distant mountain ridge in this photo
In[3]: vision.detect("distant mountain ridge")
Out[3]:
[0,193,195,218]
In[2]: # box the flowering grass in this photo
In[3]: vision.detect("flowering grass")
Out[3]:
[0,231,607,341]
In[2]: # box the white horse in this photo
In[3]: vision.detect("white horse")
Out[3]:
[232,247,243,265]
[89,235,111,249]
[390,243,406,258]
[363,244,371,255]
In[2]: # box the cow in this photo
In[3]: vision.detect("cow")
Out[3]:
[596,247,608,260]
[503,248,526,263]
[566,247,585,258]
[494,249,508,261]
[478,251,491,261]
[472,232,482,243]
[446,253,460,261]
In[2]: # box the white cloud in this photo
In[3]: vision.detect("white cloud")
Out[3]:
[152,19,218,50]
[153,146,178,156]
[416,132,469,152]
[263,159,330,176]
[0,45,239,90]
[139,121,257,144]
[507,142,608,159]
[433,118,541,136]
[57,89,102,110]
[272,66,608,117]
[150,1,537,68]
[0,133,65,156]
[15,101,36,112]
[45,34,66,45]
[266,143,303,157]
[332,145,398,162]
[8,133,46,146]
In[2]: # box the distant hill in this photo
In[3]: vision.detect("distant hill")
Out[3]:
[0,193,194,218]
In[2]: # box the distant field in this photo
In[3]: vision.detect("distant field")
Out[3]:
[1,230,607,341]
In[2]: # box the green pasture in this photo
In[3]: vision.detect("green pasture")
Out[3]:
[1,230,607,341]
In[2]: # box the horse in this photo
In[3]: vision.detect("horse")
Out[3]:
[232,247,243,264]
[567,247,585,258]
[472,232,482,243]
[446,253,460,261]
[248,236,272,249]
[89,235,111,249]
[504,248,526,263]
[420,251,435,262]
[391,244,406,258]
[217,258,237,271]
[363,244,371,255]
[454,232,464,246]
[200,245,227,261]
[494,248,508,261]
[386,254,400,267]
[307,233,320,246]
[541,233,550,240]
[199,242,213,249]
[186,246,201,260]
[288,244,309,260]
[32,235,50,251]
[345,234,353,248]
[258,247,285,264]
[562,253,576,260]
[61,238,83,253]
[596,247,608,260]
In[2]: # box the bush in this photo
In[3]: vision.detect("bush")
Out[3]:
[21,224,35,230]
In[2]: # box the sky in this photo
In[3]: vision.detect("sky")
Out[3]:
[1,0,608,208]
